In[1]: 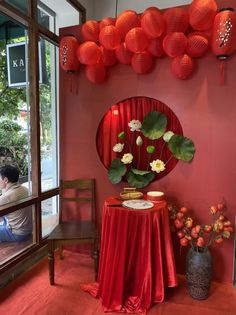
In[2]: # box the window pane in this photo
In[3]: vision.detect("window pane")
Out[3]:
[4,0,28,15]
[39,38,58,192]
[41,196,59,237]
[0,13,31,194]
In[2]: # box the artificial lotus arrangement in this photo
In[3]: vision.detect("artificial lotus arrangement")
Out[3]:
[108,111,196,188]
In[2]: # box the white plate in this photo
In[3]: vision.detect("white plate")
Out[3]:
[122,199,154,210]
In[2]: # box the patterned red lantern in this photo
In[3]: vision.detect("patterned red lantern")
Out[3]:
[187,33,209,57]
[85,64,106,84]
[59,35,79,72]
[125,27,149,53]
[189,0,217,31]
[76,41,101,65]
[99,17,116,30]
[163,8,189,33]
[100,47,117,66]
[115,42,133,64]
[131,51,153,74]
[115,10,140,40]
[99,25,121,50]
[171,54,194,79]
[81,20,100,42]
[147,37,165,57]
[141,7,165,38]
[163,32,187,58]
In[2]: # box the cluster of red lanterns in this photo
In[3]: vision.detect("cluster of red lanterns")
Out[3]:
[59,0,236,84]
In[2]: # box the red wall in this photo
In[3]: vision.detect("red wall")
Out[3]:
[60,0,236,283]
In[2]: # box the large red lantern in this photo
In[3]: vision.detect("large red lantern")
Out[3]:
[85,64,106,84]
[100,47,117,66]
[81,20,100,42]
[99,17,116,30]
[59,35,79,72]
[131,51,153,74]
[163,8,189,33]
[141,7,165,38]
[163,32,187,58]
[147,37,165,57]
[125,27,149,53]
[115,42,133,64]
[76,41,101,65]
[171,54,194,79]
[187,33,209,58]
[115,10,140,40]
[189,0,217,31]
[99,25,121,50]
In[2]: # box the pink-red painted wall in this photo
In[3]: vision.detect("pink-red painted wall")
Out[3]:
[60,0,236,283]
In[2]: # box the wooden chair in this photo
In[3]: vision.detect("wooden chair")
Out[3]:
[47,178,99,285]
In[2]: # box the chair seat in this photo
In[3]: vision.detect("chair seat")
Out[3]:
[47,221,99,240]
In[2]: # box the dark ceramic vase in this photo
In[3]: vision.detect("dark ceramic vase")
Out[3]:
[186,247,213,300]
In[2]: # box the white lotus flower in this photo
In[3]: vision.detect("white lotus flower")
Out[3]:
[121,153,133,164]
[136,136,143,146]
[150,159,165,173]
[163,131,174,142]
[128,120,142,131]
[113,143,124,153]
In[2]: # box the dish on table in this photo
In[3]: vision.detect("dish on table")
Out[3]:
[122,199,154,210]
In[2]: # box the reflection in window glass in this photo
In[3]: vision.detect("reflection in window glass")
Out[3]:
[41,196,59,237]
[39,37,58,192]
[4,0,28,15]
[37,1,55,33]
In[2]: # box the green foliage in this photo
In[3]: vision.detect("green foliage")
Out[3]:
[127,169,155,189]
[168,135,196,162]
[141,111,167,140]
[108,158,126,184]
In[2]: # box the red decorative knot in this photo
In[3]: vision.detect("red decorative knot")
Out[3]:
[163,7,189,33]
[115,10,140,40]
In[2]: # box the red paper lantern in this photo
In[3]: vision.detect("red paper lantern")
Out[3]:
[131,51,153,74]
[99,25,121,50]
[59,35,80,72]
[81,20,100,42]
[163,32,187,58]
[141,7,165,38]
[99,17,116,30]
[212,8,236,58]
[125,27,149,53]
[187,33,209,57]
[115,10,140,40]
[171,54,194,79]
[147,37,165,57]
[115,42,133,64]
[85,64,106,84]
[163,8,189,33]
[189,0,217,31]
[76,41,101,65]
[100,47,117,66]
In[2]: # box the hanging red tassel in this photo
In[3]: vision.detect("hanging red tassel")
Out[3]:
[219,59,226,85]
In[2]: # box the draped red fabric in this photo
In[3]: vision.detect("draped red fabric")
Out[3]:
[81,197,178,314]
[96,96,183,181]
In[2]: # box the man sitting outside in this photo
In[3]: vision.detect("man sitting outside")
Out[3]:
[0,165,32,242]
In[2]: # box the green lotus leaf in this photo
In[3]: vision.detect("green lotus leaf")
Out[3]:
[141,111,167,140]
[108,158,126,184]
[131,168,151,175]
[168,135,196,162]
[127,169,155,188]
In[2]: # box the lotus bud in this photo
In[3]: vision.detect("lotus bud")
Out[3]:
[136,136,143,146]
[163,131,174,142]
[118,131,125,139]
[146,145,155,154]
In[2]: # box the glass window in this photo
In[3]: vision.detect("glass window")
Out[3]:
[39,37,59,192]
[41,196,59,237]
[4,0,28,15]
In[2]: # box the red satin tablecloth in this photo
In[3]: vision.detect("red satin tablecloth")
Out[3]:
[81,196,178,314]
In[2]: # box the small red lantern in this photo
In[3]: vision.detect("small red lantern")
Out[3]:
[81,20,100,42]
[99,17,116,30]
[147,37,165,57]
[171,54,194,79]
[125,27,149,53]
[189,0,217,31]
[115,10,140,40]
[100,47,117,66]
[163,8,189,33]
[131,51,153,74]
[115,42,133,64]
[76,41,101,65]
[187,33,209,57]
[141,7,165,38]
[85,64,106,84]
[59,35,79,72]
[99,25,121,50]
[163,32,187,58]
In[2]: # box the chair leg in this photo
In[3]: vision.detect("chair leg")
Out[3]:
[93,239,99,281]
[59,245,64,259]
[48,240,55,285]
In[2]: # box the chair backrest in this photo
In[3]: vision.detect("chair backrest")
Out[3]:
[59,178,96,224]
